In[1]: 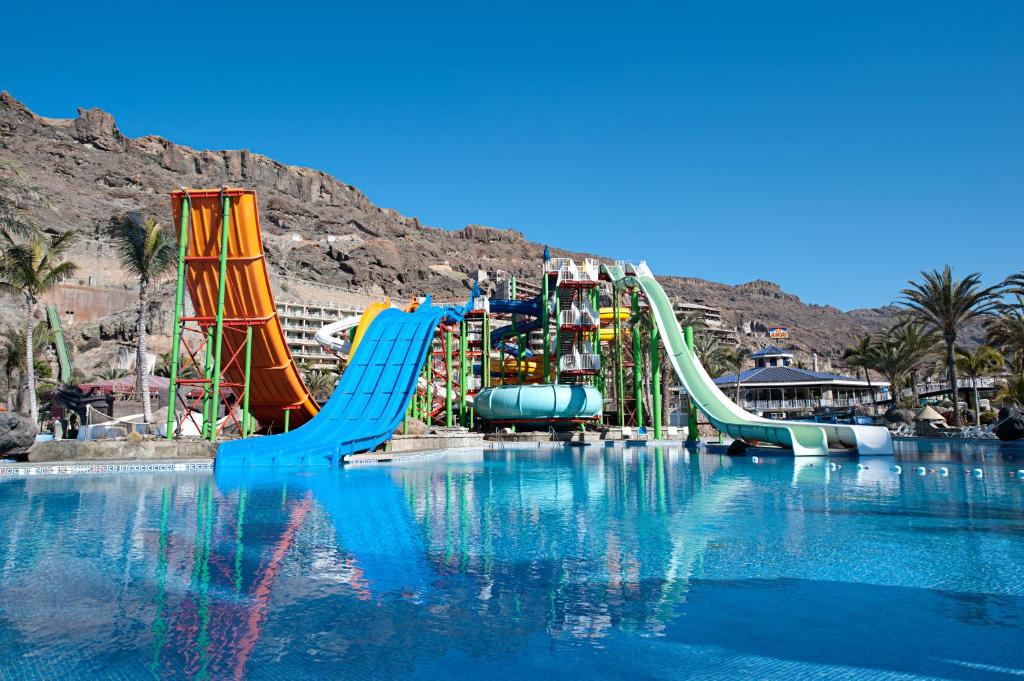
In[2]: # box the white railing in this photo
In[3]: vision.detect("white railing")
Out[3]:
[901,378,996,396]
[560,349,601,373]
[739,395,883,411]
[546,257,573,274]
[555,258,600,286]
[558,303,599,328]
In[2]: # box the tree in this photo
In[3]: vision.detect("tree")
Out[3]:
[1005,272,1024,297]
[899,266,1002,426]
[108,215,177,424]
[0,231,77,423]
[956,346,1004,427]
[724,347,751,403]
[843,335,879,413]
[0,159,41,247]
[692,333,731,377]
[1,321,50,412]
[869,337,914,408]
[987,295,1024,376]
[94,365,131,381]
[155,351,200,379]
[303,369,338,403]
[888,319,941,402]
[672,303,709,330]
[995,375,1024,407]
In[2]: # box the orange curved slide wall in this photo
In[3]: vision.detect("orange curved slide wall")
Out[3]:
[171,188,318,429]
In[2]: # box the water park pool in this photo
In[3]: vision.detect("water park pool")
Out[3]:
[2,442,1023,680]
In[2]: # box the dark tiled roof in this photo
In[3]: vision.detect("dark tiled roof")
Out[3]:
[713,366,883,386]
[750,345,793,358]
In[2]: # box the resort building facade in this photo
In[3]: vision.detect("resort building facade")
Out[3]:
[673,301,738,345]
[277,299,362,369]
[711,346,889,418]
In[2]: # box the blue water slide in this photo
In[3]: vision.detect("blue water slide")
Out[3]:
[214,467,437,596]
[488,296,543,357]
[217,294,471,467]
[489,297,540,316]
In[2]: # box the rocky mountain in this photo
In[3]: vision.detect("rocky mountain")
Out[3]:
[0,91,973,372]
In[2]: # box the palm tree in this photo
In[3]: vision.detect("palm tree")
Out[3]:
[870,337,914,408]
[899,266,1002,426]
[108,215,177,424]
[987,295,1024,376]
[1004,272,1024,297]
[888,320,941,403]
[0,231,77,423]
[724,347,751,404]
[1,322,50,412]
[843,335,879,413]
[956,346,1004,427]
[692,334,730,377]
[95,365,130,381]
[303,369,338,403]
[995,374,1024,407]
[0,159,41,247]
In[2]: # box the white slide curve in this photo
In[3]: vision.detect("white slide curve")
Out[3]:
[315,314,365,358]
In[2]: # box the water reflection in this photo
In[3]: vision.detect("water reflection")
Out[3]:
[0,445,1022,679]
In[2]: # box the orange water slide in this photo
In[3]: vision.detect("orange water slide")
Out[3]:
[171,188,318,429]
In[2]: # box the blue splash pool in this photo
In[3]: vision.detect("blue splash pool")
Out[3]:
[2,442,1023,679]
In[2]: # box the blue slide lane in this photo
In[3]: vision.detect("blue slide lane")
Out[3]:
[217,295,470,467]
[488,297,542,357]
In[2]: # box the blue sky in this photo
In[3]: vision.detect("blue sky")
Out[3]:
[4,1,1022,310]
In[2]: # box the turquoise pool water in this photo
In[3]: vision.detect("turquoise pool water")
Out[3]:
[1,442,1023,679]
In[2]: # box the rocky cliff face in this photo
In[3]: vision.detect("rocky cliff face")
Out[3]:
[1,91,966,369]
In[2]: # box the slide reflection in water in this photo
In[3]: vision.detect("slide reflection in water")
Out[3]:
[2,445,1023,680]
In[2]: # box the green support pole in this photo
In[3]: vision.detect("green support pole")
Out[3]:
[631,290,643,429]
[591,286,600,387]
[283,408,290,433]
[208,192,231,443]
[426,343,434,425]
[241,325,253,438]
[459,320,468,426]
[445,328,453,427]
[165,193,191,439]
[651,314,662,440]
[517,334,525,385]
[504,277,514,387]
[555,292,562,384]
[482,310,491,389]
[541,270,550,382]
[412,370,420,421]
[614,290,625,427]
[202,327,215,438]
[684,325,699,442]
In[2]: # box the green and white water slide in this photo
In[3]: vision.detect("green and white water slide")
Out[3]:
[606,262,893,456]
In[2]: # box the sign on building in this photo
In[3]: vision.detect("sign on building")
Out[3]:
[768,326,790,339]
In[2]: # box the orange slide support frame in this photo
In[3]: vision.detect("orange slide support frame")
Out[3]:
[166,188,318,439]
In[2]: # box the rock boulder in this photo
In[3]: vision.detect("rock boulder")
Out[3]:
[0,412,37,456]
[994,407,1024,442]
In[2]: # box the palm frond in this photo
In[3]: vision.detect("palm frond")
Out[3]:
[108,214,178,280]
